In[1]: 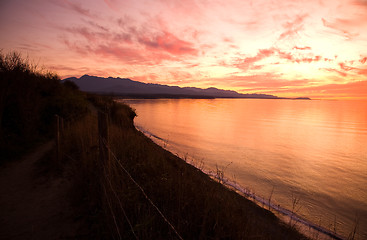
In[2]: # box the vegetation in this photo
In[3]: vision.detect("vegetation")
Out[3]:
[0,51,89,163]
[0,51,308,239]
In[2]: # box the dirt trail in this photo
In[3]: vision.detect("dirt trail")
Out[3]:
[0,141,84,240]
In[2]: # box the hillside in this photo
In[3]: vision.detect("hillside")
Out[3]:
[64,75,281,99]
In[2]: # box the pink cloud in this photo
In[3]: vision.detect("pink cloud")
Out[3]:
[78,15,198,57]
[357,68,367,75]
[112,33,133,44]
[131,73,160,83]
[322,18,359,39]
[205,73,291,89]
[138,31,198,55]
[62,39,91,55]
[158,0,204,21]
[60,15,198,65]
[338,62,354,71]
[293,46,311,50]
[323,68,348,77]
[94,45,144,63]
[84,20,109,32]
[93,44,176,65]
[169,71,193,81]
[234,47,324,70]
[202,70,365,98]
[336,62,367,76]
[360,57,367,64]
[352,0,367,6]
[51,0,93,18]
[61,35,149,64]
[237,78,309,89]
[235,48,276,70]
[48,64,90,74]
[278,14,307,40]
[64,27,109,43]
[322,61,367,78]
[267,81,367,98]
[201,73,364,98]
[223,37,233,43]
[103,0,117,10]
[298,55,322,63]
[277,50,322,64]
[99,41,185,64]
[277,50,293,61]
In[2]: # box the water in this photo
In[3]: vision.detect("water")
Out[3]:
[121,98,367,239]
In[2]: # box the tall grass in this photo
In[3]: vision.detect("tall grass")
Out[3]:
[0,51,89,163]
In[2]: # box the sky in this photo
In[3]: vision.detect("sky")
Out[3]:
[1,0,367,99]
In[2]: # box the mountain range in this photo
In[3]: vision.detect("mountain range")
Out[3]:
[63,75,308,99]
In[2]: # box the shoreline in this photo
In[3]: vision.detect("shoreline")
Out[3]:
[139,126,347,240]
[208,173,346,240]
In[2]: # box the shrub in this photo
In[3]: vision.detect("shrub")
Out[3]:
[0,51,89,163]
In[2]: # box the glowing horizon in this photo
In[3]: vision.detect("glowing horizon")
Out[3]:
[1,0,366,99]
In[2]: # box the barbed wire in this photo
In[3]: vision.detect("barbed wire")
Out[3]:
[102,181,122,240]
[103,139,184,240]
[104,171,138,240]
[61,151,125,240]
[58,112,183,240]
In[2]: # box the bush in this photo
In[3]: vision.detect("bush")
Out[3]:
[0,51,89,163]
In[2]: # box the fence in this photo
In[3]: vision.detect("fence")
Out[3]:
[54,111,183,240]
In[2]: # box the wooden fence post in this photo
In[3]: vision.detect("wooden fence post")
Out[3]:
[55,114,60,162]
[60,117,64,136]
[98,111,110,166]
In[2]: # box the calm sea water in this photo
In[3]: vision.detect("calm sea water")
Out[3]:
[122,99,367,238]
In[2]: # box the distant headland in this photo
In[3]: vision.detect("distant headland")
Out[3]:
[63,75,311,100]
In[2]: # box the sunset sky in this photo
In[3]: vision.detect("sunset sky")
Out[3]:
[1,0,367,99]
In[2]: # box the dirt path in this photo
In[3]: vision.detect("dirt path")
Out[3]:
[0,141,84,240]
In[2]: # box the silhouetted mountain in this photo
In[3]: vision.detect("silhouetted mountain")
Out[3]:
[63,75,282,99]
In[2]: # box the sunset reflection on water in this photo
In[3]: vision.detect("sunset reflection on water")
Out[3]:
[123,99,367,238]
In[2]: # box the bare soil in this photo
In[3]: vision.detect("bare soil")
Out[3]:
[0,141,86,240]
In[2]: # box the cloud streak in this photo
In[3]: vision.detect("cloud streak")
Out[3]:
[51,0,93,18]
[233,47,325,71]
[138,31,198,55]
[279,14,308,40]
[322,18,359,40]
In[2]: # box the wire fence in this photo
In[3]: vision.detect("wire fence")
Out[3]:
[103,139,184,240]
[56,112,184,240]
